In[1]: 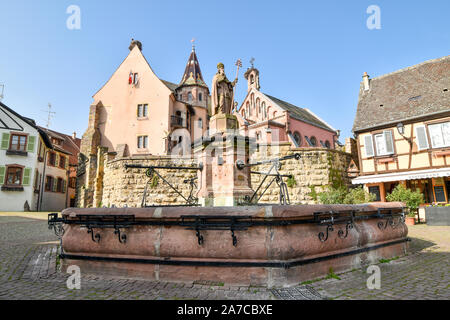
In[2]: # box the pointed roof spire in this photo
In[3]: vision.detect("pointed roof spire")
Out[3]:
[178,40,208,89]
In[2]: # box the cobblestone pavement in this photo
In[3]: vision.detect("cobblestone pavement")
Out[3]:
[0,214,448,300]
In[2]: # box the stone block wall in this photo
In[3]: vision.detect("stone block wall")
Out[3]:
[250,143,353,204]
[77,143,353,208]
[101,156,198,208]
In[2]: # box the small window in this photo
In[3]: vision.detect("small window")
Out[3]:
[368,186,381,201]
[293,132,302,147]
[273,111,277,118]
[45,176,53,191]
[428,122,450,148]
[325,140,331,149]
[198,93,203,101]
[198,118,203,129]
[374,131,394,156]
[56,178,64,193]
[262,102,267,118]
[310,136,317,147]
[5,166,23,185]
[69,177,77,189]
[59,156,66,169]
[10,134,27,151]
[188,92,193,101]
[133,73,139,85]
[137,104,148,118]
[48,152,56,166]
[137,136,148,149]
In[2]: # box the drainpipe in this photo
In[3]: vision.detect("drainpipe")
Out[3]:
[38,149,48,212]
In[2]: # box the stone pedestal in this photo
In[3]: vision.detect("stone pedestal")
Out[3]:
[195,114,253,207]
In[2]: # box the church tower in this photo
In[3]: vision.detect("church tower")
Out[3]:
[244,58,260,92]
[176,42,209,109]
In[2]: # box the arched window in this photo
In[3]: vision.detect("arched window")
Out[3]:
[246,102,251,116]
[262,102,267,118]
[273,111,277,118]
[293,131,302,147]
[256,98,261,115]
[325,140,331,148]
[188,92,193,101]
[250,74,254,84]
[310,136,317,147]
[198,92,203,101]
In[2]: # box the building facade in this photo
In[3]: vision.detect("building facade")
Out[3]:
[236,66,339,148]
[352,56,450,204]
[0,102,52,211]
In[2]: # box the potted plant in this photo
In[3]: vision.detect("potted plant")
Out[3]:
[404,210,416,226]
[386,185,424,226]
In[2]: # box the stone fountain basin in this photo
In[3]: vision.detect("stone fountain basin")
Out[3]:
[60,202,408,287]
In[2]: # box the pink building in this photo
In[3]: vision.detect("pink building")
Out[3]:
[236,66,339,148]
[83,39,209,157]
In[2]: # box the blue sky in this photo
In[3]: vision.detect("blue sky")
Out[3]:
[0,0,449,140]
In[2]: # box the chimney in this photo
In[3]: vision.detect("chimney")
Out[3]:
[363,72,370,91]
[72,132,76,139]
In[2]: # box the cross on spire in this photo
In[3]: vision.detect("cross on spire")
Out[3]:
[191,38,196,51]
[250,57,255,68]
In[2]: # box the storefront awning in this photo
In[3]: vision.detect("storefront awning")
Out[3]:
[352,167,450,185]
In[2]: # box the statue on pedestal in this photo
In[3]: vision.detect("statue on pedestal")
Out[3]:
[211,63,238,116]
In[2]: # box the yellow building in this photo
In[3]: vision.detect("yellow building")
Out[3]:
[352,56,450,204]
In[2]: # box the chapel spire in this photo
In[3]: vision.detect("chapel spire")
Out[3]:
[178,39,208,88]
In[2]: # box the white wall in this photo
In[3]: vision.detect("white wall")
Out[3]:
[0,106,40,212]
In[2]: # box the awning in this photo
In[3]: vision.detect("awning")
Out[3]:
[352,167,450,185]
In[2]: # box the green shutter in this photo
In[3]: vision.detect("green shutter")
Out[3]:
[65,157,69,170]
[27,136,36,153]
[62,180,67,193]
[22,168,31,186]
[0,166,5,184]
[55,153,60,167]
[52,178,57,192]
[1,133,10,150]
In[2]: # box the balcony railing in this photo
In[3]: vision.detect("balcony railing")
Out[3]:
[171,115,184,127]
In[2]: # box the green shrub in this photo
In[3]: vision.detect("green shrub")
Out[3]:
[286,176,297,188]
[385,185,424,214]
[317,186,375,205]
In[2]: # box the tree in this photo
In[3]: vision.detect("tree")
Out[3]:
[385,185,424,215]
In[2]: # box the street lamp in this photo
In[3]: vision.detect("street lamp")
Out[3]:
[396,122,405,135]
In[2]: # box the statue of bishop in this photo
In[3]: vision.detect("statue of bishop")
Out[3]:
[211,63,238,116]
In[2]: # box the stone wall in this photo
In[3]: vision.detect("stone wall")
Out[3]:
[77,142,353,208]
[101,156,198,208]
[250,143,353,204]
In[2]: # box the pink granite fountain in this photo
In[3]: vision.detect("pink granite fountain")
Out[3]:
[50,115,408,287]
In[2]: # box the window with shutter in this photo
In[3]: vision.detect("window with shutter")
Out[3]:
[415,125,429,150]
[55,153,60,167]
[52,178,57,192]
[27,136,36,153]
[1,133,10,150]
[364,135,374,157]
[22,168,31,186]
[0,166,5,184]
[384,131,394,154]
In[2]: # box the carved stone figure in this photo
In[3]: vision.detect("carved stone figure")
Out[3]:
[211,63,238,116]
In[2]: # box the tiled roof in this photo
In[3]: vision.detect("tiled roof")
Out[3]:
[161,80,178,92]
[264,94,336,132]
[178,48,208,89]
[353,55,450,133]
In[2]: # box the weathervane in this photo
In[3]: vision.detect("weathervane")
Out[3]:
[191,38,196,51]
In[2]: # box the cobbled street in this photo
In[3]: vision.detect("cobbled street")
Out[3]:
[0,213,448,300]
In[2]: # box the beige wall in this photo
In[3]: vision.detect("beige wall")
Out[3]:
[357,116,450,175]
[93,46,173,156]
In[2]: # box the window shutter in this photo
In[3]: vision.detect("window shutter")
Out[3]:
[364,135,374,157]
[55,153,60,167]
[0,166,5,184]
[22,168,31,186]
[415,126,429,150]
[27,136,36,153]
[65,157,69,170]
[384,131,394,154]
[52,178,57,192]
[62,180,67,193]
[1,133,10,150]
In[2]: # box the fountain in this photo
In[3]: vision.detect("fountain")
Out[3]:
[48,63,408,287]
